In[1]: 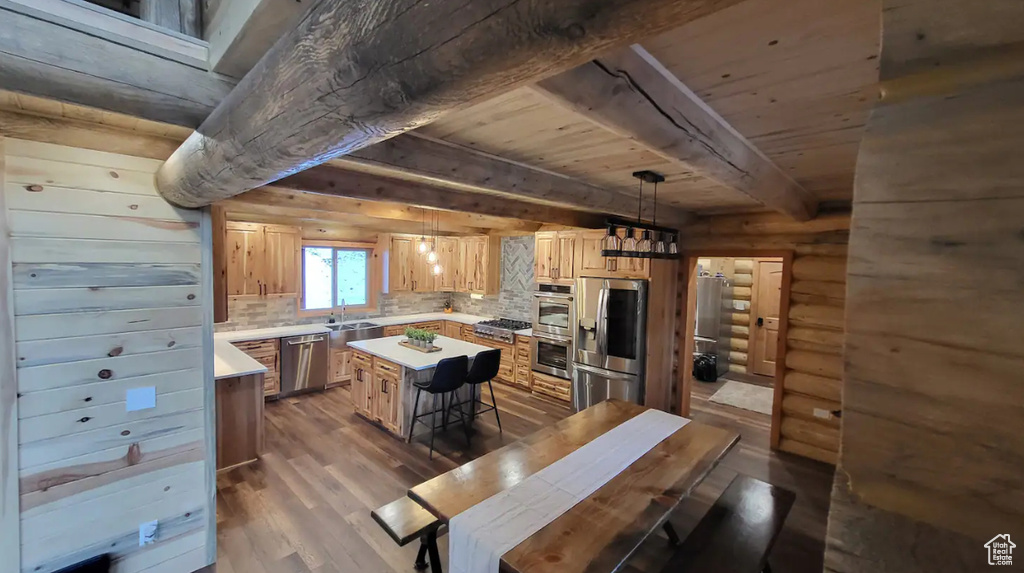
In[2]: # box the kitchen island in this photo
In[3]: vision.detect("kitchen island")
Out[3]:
[347,335,493,440]
[214,340,268,471]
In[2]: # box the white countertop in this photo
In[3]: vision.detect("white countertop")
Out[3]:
[215,324,332,343]
[214,339,269,380]
[348,335,493,371]
[367,312,492,327]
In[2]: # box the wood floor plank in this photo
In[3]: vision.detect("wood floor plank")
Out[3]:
[215,381,833,573]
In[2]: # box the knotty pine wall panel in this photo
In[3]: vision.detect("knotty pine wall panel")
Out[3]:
[680,211,849,464]
[3,139,213,573]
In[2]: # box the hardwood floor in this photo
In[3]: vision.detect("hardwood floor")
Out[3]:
[214,382,834,573]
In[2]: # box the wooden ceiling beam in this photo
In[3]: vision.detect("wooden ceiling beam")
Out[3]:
[154,0,744,207]
[335,132,694,228]
[275,164,605,229]
[234,186,541,233]
[218,200,485,236]
[533,45,819,221]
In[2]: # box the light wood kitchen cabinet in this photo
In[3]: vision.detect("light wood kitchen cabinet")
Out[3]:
[436,237,459,292]
[412,247,435,293]
[576,229,649,279]
[443,321,463,339]
[389,236,414,292]
[514,335,532,391]
[460,325,476,342]
[532,370,571,403]
[457,236,500,294]
[411,321,443,333]
[226,222,300,297]
[352,351,373,417]
[535,231,577,284]
[475,337,515,387]
[232,338,281,396]
[330,348,352,386]
[373,357,402,434]
[383,324,407,337]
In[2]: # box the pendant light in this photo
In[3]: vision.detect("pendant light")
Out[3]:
[651,179,667,255]
[668,232,679,255]
[603,223,622,253]
[426,212,438,262]
[417,208,429,254]
[431,212,443,275]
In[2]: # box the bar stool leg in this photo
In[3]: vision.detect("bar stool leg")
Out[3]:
[454,392,472,448]
[487,379,502,433]
[429,393,438,460]
[408,388,421,443]
[426,530,442,573]
[662,521,680,546]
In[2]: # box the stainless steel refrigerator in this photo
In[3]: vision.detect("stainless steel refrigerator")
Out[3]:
[694,276,733,377]
[572,277,648,412]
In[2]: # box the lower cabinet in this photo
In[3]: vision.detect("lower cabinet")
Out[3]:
[383,324,406,337]
[329,348,352,387]
[443,320,463,339]
[532,371,572,402]
[411,321,443,333]
[351,350,402,434]
[475,337,515,387]
[514,335,532,391]
[232,338,281,397]
[460,325,476,342]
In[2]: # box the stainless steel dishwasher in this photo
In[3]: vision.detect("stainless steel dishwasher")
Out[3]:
[280,333,329,396]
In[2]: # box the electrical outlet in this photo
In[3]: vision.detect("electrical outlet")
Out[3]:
[139,520,158,546]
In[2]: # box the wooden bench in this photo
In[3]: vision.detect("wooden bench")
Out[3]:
[659,475,796,573]
[371,497,443,572]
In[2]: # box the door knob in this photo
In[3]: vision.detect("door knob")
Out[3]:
[757,317,764,327]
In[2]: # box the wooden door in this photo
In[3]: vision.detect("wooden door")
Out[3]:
[376,373,400,433]
[331,349,352,384]
[751,260,784,377]
[226,221,264,296]
[390,236,414,292]
[534,232,556,283]
[263,224,301,294]
[555,232,576,282]
[436,237,458,291]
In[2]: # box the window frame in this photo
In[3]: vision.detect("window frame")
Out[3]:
[298,240,377,316]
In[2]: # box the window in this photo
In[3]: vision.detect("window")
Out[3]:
[301,243,373,312]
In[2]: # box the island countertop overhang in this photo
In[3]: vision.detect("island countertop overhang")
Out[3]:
[348,335,493,370]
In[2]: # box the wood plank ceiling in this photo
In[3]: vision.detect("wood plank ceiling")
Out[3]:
[419,0,879,214]
[0,0,880,222]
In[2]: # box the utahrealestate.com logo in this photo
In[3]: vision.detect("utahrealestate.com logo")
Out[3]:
[985,534,1015,566]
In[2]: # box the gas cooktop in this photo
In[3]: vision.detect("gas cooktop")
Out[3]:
[474,318,531,344]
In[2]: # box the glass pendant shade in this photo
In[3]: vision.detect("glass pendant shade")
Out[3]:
[427,250,438,263]
[668,233,679,255]
[418,238,429,253]
[433,263,443,276]
[637,230,653,253]
[603,225,622,251]
[622,227,638,252]
[653,231,667,254]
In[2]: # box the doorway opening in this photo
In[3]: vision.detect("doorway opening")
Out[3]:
[679,251,792,447]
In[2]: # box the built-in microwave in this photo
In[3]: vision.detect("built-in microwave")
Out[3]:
[532,283,574,339]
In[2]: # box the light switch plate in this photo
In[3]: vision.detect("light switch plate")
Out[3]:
[139,520,158,546]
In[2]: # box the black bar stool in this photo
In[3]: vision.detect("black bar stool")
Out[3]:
[407,355,470,459]
[456,348,503,433]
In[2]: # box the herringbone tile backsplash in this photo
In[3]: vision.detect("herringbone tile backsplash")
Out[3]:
[215,236,536,331]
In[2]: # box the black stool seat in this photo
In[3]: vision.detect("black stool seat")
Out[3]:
[407,355,470,459]
[454,349,504,433]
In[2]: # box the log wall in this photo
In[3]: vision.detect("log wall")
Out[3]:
[680,211,849,464]
[2,139,214,573]
[824,0,1024,568]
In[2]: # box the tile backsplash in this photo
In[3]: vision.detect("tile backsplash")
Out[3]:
[214,236,536,331]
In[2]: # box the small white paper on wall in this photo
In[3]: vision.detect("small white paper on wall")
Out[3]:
[126,387,157,412]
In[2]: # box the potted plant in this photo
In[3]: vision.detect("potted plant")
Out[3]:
[424,331,437,351]
[404,326,416,343]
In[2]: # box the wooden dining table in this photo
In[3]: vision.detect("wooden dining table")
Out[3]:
[408,399,740,573]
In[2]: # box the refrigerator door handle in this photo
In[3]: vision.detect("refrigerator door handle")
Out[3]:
[572,362,637,380]
[596,287,609,358]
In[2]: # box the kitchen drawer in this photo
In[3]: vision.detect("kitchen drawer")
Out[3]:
[352,350,373,369]
[374,357,402,378]
[496,362,515,386]
[532,371,571,402]
[515,337,531,365]
[515,364,532,390]
[263,372,281,396]
[383,324,407,337]
[411,321,442,333]
[232,338,278,353]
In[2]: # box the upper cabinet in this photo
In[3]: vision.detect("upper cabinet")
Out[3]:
[226,222,301,296]
[535,231,577,284]
[387,235,499,295]
[538,229,651,283]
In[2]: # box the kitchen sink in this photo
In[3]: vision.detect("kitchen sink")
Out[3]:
[328,322,384,348]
